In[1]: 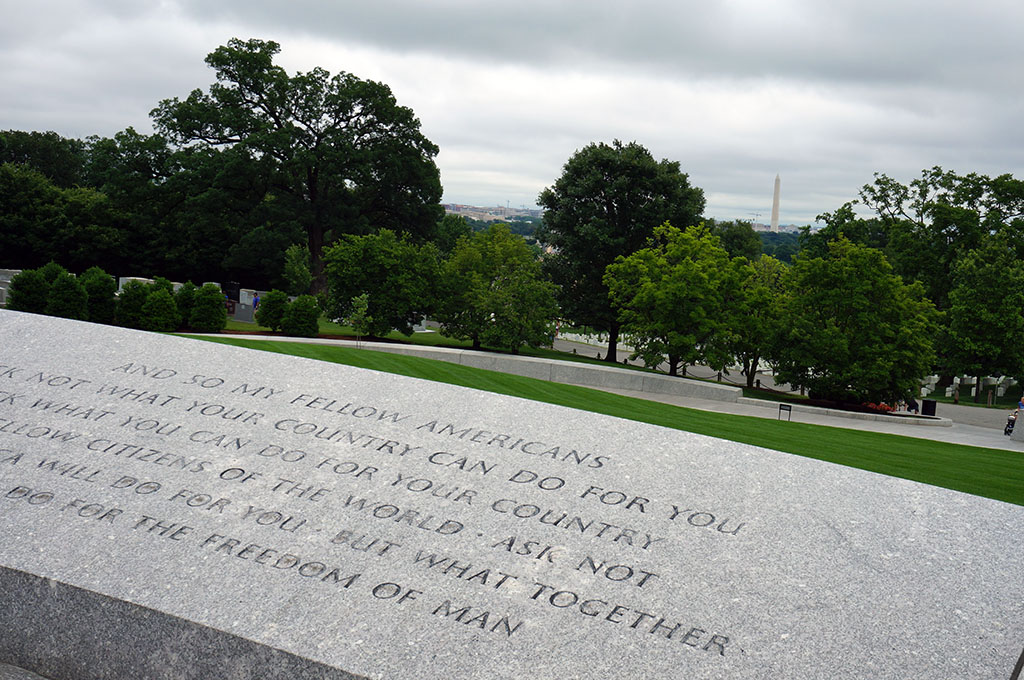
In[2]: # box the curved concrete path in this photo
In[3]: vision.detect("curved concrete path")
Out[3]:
[204,333,1024,454]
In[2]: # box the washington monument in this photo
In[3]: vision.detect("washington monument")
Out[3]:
[770,174,781,232]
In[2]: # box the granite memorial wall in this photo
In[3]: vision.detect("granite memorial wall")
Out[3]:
[0,310,1021,679]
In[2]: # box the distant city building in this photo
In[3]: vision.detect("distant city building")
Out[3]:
[443,203,543,220]
[751,222,802,234]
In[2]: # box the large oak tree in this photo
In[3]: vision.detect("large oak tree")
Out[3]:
[151,38,443,291]
[537,140,704,362]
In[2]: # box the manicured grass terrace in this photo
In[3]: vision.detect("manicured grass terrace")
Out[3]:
[189,334,1024,507]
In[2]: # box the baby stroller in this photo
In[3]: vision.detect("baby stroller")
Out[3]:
[1005,411,1017,436]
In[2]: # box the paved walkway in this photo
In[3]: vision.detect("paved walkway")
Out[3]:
[210,333,1024,454]
[553,335,1022,451]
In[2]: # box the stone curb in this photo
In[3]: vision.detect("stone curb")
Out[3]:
[200,334,960,428]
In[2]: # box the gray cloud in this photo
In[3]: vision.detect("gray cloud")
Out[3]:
[2,0,1022,225]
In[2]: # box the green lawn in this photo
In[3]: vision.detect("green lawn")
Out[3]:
[225,317,477,347]
[927,389,1021,410]
[225,317,655,367]
[186,335,1024,507]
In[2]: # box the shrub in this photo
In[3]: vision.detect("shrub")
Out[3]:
[174,282,198,329]
[283,244,312,296]
[37,261,69,284]
[142,289,180,332]
[348,293,373,340]
[281,295,320,337]
[189,283,227,332]
[45,272,88,320]
[5,269,49,313]
[151,277,175,297]
[115,280,149,329]
[80,266,117,324]
[255,289,289,331]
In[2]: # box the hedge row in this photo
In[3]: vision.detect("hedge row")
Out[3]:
[255,290,320,338]
[5,263,226,333]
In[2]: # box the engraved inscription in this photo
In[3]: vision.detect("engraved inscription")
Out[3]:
[0,351,742,663]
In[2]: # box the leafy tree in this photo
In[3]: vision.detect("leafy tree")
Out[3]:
[79,266,117,324]
[706,219,761,261]
[537,140,705,362]
[348,293,373,344]
[255,289,289,331]
[189,283,227,333]
[223,222,304,291]
[773,238,938,403]
[84,128,274,285]
[37,261,69,285]
[945,234,1024,397]
[323,229,440,337]
[435,214,473,255]
[51,186,128,274]
[280,295,320,337]
[174,282,198,329]
[282,243,312,296]
[818,168,1024,311]
[604,223,747,376]
[142,288,180,332]
[479,267,558,354]
[759,231,800,264]
[0,157,126,274]
[82,128,179,276]
[5,269,49,313]
[0,130,86,188]
[437,224,558,352]
[506,215,543,238]
[728,255,788,387]
[150,277,175,296]
[152,38,443,291]
[44,272,88,320]
[115,280,150,329]
[0,165,65,269]
[800,202,888,261]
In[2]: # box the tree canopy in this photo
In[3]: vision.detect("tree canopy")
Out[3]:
[728,254,788,387]
[323,229,440,337]
[705,218,762,261]
[0,129,85,188]
[945,233,1024,392]
[437,223,558,352]
[537,140,705,362]
[773,238,938,403]
[151,38,443,291]
[605,223,745,376]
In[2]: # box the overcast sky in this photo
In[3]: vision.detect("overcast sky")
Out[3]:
[3,1,1022,225]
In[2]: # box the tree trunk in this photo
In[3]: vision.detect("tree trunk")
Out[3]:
[745,355,760,388]
[668,353,680,377]
[604,321,619,363]
[308,220,326,295]
[974,375,983,403]
[308,173,327,294]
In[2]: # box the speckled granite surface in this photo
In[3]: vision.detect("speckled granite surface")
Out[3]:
[1,311,1022,679]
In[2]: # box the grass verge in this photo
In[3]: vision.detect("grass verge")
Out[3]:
[186,335,1024,507]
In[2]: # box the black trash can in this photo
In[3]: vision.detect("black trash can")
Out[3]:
[922,399,937,416]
